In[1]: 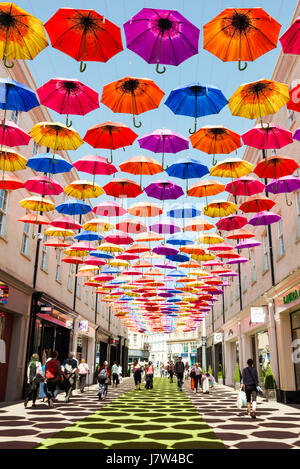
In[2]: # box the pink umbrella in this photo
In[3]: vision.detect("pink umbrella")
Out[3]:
[92,201,127,217]
[37,78,99,127]
[24,175,63,196]
[73,155,118,187]
[235,239,261,249]
[226,177,265,196]
[116,219,147,234]
[280,16,300,55]
[0,120,31,148]
[241,123,293,150]
[207,242,235,252]
[50,216,82,230]
[226,256,249,265]
[216,214,248,231]
[105,231,134,245]
[85,257,106,266]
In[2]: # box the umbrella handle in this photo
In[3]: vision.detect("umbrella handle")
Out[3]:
[189,120,197,135]
[260,120,270,130]
[80,61,87,73]
[212,155,217,166]
[3,55,14,69]
[238,60,247,71]
[133,115,142,128]
[66,116,73,128]
[156,61,166,74]
[3,21,14,69]
[285,193,292,206]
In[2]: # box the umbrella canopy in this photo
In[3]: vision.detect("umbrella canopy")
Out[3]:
[26,153,73,175]
[119,155,163,186]
[235,239,261,249]
[210,158,254,179]
[287,84,300,113]
[0,147,27,171]
[135,232,164,243]
[56,201,92,215]
[203,200,237,218]
[239,195,276,213]
[167,203,201,219]
[164,83,228,134]
[64,180,104,199]
[226,229,255,240]
[51,216,82,230]
[0,120,31,147]
[0,173,24,191]
[24,175,63,196]
[82,218,114,232]
[216,214,248,231]
[73,155,117,182]
[116,219,147,234]
[241,123,293,150]
[195,233,224,244]
[18,213,49,225]
[0,3,48,68]
[75,230,103,241]
[165,157,209,191]
[97,242,124,253]
[152,244,179,257]
[127,243,151,254]
[44,8,123,72]
[190,125,241,164]
[254,156,299,180]
[249,211,281,226]
[103,178,143,198]
[29,122,83,152]
[101,76,165,128]
[128,202,162,218]
[203,8,281,71]
[265,175,300,194]
[280,16,300,55]
[123,8,200,73]
[44,227,75,237]
[37,78,99,127]
[226,176,265,196]
[228,79,290,122]
[44,239,71,248]
[92,201,127,217]
[0,78,39,127]
[105,231,134,245]
[187,179,225,205]
[61,257,84,265]
[19,196,56,212]
[183,218,215,232]
[144,180,184,202]
[149,221,181,235]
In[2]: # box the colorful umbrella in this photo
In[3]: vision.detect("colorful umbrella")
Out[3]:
[44,239,71,248]
[187,179,225,205]
[0,173,23,190]
[75,231,103,241]
[44,227,75,238]
[226,229,255,240]
[26,153,73,175]
[37,78,99,127]
[241,123,293,151]
[82,218,114,232]
[144,180,184,208]
[287,84,300,113]
[135,232,164,243]
[149,221,181,235]
[190,125,241,164]
[116,219,147,234]
[51,216,82,230]
[253,156,299,180]
[103,178,143,198]
[105,232,134,245]
[83,121,138,163]
[228,79,290,124]
[138,128,189,169]
[0,78,39,126]
[210,158,254,179]
[153,244,178,257]
[195,233,224,244]
[183,218,215,232]
[73,155,117,187]
[0,120,30,149]
[64,180,104,200]
[119,155,163,187]
[124,8,200,74]
[249,211,281,226]
[203,200,237,218]
[128,202,162,218]
[216,214,248,231]
[165,83,228,134]
[239,195,276,213]
[29,122,83,156]
[19,196,56,212]
[0,3,48,68]
[92,201,127,217]
[280,16,300,55]
[18,213,49,225]
[226,177,265,196]
[101,76,164,128]
[235,239,261,249]
[265,175,300,206]
[167,203,201,219]
[24,175,63,196]
[45,8,123,72]
[56,201,92,215]
[97,242,123,253]
[203,8,281,71]
[0,147,27,172]
[165,157,209,191]
[127,243,151,254]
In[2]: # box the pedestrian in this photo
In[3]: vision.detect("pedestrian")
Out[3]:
[133,359,143,390]
[194,363,203,393]
[39,350,51,402]
[24,353,44,408]
[184,362,190,380]
[168,360,175,383]
[61,352,78,403]
[44,351,63,408]
[112,361,119,387]
[97,361,110,400]
[242,358,259,419]
[78,358,90,393]
[118,364,123,384]
[160,364,164,377]
[145,361,154,389]
[174,356,185,391]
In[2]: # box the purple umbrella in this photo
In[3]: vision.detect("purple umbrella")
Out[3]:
[144,180,184,209]
[218,270,238,277]
[123,8,200,74]
[155,261,176,269]
[149,221,181,235]
[249,211,281,227]
[138,128,189,168]
[265,175,300,206]
[235,239,261,250]
[152,245,179,256]
[226,257,249,265]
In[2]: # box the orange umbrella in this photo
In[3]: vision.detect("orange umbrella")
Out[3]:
[203,8,281,71]
[135,232,164,243]
[183,218,215,232]
[187,179,225,205]
[119,155,163,186]
[128,201,162,218]
[101,76,165,128]
[189,125,242,165]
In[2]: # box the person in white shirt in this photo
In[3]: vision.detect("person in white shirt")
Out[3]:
[112,361,119,387]
[78,358,90,393]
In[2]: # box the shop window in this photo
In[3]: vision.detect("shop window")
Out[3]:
[21,222,30,256]
[40,235,48,271]
[55,250,62,282]
[277,218,285,258]
[67,263,74,291]
[0,190,8,236]
[262,234,269,273]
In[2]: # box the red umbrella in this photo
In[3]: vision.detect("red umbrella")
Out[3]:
[44,8,123,72]
[226,229,255,240]
[50,216,82,230]
[239,195,276,213]
[44,239,72,248]
[62,256,84,265]
[24,175,63,196]
[105,232,134,245]
[126,243,151,254]
[103,178,143,198]
[216,214,248,231]
[116,219,147,234]
[0,174,24,190]
[226,177,265,196]
[73,154,117,186]
[83,121,138,163]
[287,83,300,113]
[92,201,127,217]
[85,257,106,266]
[0,120,31,148]
[254,156,299,179]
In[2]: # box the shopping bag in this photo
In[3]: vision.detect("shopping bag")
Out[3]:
[236,390,247,408]
[191,378,194,390]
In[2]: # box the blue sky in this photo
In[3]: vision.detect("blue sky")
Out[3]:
[15,0,299,225]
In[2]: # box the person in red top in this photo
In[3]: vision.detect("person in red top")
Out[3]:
[97,361,111,400]
[44,351,63,408]
[145,361,154,389]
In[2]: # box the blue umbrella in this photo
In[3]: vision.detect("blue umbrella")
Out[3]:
[166,157,209,191]
[26,153,73,174]
[166,253,190,263]
[168,269,187,278]
[89,250,113,260]
[101,266,121,275]
[0,78,39,125]
[56,201,92,215]
[166,233,194,246]
[167,202,202,219]
[75,230,103,241]
[164,83,228,134]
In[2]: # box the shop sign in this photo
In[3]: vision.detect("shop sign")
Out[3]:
[0,282,9,304]
[214,332,223,344]
[66,320,74,330]
[39,303,53,314]
[78,320,88,333]
[283,288,300,305]
[251,306,267,323]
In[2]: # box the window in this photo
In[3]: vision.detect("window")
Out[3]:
[251,251,257,283]
[0,190,8,236]
[56,250,62,282]
[296,191,300,237]
[182,343,188,353]
[40,235,48,271]
[76,277,81,298]
[277,218,285,257]
[133,334,137,344]
[243,265,247,292]
[84,288,89,305]
[67,264,74,291]
[263,234,269,272]
[10,110,18,124]
[21,222,30,256]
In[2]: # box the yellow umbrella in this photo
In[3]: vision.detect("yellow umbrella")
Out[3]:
[203,200,237,218]
[79,266,100,272]
[210,157,253,179]
[183,218,215,232]
[109,259,130,267]
[19,196,55,212]
[0,147,27,171]
[191,251,216,262]
[64,248,89,257]
[64,179,104,199]
[190,269,210,277]
[82,218,114,232]
[29,121,83,152]
[97,243,124,253]
[196,233,224,244]
[44,227,75,237]
[228,79,290,123]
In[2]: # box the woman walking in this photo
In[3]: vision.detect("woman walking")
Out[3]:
[133,360,143,390]
[78,358,90,393]
[194,363,202,393]
[24,353,43,408]
[97,361,110,400]
[242,359,259,419]
[111,361,119,387]
[145,361,154,389]
[45,351,63,408]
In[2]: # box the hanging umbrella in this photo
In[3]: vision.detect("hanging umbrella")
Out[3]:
[135,232,164,243]
[210,157,254,180]
[294,128,300,142]
[226,256,249,265]
[165,157,209,191]
[226,176,265,196]
[253,156,299,180]
[37,78,99,127]
[265,175,300,206]
[56,201,92,215]
[187,179,225,205]
[207,242,235,252]
[149,221,181,235]
[144,180,184,209]
[83,121,138,163]
[190,125,241,165]
[0,78,39,127]
[101,76,164,128]
[64,180,104,199]
[105,231,134,245]
[203,200,237,218]
[92,201,127,217]
[62,255,84,265]
[249,211,281,226]
[82,218,114,232]
[195,233,224,244]
[24,175,63,196]
[235,239,261,249]
[116,219,147,234]
[287,84,300,113]
[127,243,151,254]
[0,173,23,190]
[128,201,162,218]
[29,122,83,157]
[73,155,117,187]
[203,8,281,71]
[51,216,82,230]
[123,8,200,74]
[165,83,228,134]
[26,153,73,175]
[180,245,206,256]
[216,214,248,231]
[226,229,255,240]
[44,227,75,237]
[44,239,71,248]
[241,123,293,151]
[44,8,123,72]
[119,155,163,187]
[183,218,215,232]
[103,178,143,198]
[239,195,276,213]
[18,213,49,225]
[0,3,48,68]
[0,147,27,172]
[97,243,123,253]
[167,203,201,219]
[166,253,190,263]
[228,79,290,125]
[280,16,300,55]
[19,196,55,212]
[75,230,103,241]
[138,128,189,169]
[152,244,179,257]
[0,120,30,149]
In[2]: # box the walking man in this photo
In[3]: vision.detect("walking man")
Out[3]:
[174,356,185,391]
[242,358,259,419]
[61,352,78,403]
[168,361,175,383]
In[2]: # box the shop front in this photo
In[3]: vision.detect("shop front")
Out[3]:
[223,323,240,387]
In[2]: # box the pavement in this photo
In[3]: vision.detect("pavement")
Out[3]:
[0,377,299,449]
